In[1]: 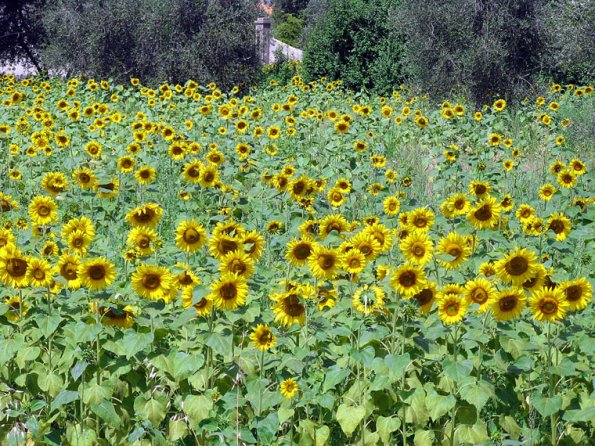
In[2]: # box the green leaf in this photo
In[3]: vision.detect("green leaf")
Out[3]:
[82,382,112,405]
[143,398,167,427]
[425,392,456,421]
[70,361,89,381]
[90,400,121,428]
[205,332,232,359]
[442,359,473,383]
[377,416,401,445]
[336,404,365,437]
[37,314,62,338]
[168,419,188,442]
[456,422,488,444]
[170,308,196,329]
[121,331,154,359]
[413,429,435,446]
[278,405,294,424]
[532,394,562,417]
[38,372,63,397]
[183,394,213,426]
[50,390,78,412]
[322,366,350,393]
[459,379,494,412]
[500,415,521,440]
[315,425,330,446]
[563,406,595,423]
[385,353,410,382]
[0,338,22,366]
[16,346,41,368]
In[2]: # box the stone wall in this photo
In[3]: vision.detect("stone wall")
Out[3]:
[255,17,303,65]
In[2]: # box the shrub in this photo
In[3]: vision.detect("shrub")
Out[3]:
[302,0,405,95]
[40,0,260,88]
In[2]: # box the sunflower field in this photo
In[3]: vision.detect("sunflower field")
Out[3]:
[0,73,593,446]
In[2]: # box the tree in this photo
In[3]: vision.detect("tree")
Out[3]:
[41,0,260,88]
[0,0,47,73]
[302,0,405,94]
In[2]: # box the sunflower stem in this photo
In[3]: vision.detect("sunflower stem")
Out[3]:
[546,322,559,445]
[258,348,265,416]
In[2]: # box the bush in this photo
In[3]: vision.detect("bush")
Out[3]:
[273,12,305,48]
[41,0,260,88]
[394,0,544,104]
[302,0,404,95]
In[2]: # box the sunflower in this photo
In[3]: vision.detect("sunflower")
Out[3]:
[568,159,586,176]
[131,264,174,302]
[280,378,299,398]
[488,133,502,146]
[67,230,93,254]
[308,246,343,280]
[492,288,526,321]
[390,262,427,298]
[408,208,435,232]
[57,253,81,289]
[84,141,102,158]
[41,172,70,196]
[364,223,393,252]
[135,166,157,185]
[399,231,433,265]
[250,324,276,351]
[318,214,350,238]
[175,220,207,252]
[335,120,350,133]
[272,291,306,326]
[413,282,437,315]
[0,228,16,249]
[528,288,568,322]
[99,305,137,329]
[469,181,491,198]
[499,194,515,212]
[558,278,592,311]
[478,262,497,278]
[436,232,471,270]
[343,249,366,274]
[493,99,506,112]
[546,213,571,241]
[242,230,266,260]
[28,196,58,226]
[182,288,213,316]
[445,193,470,217]
[78,258,116,290]
[95,178,119,199]
[117,156,135,173]
[556,168,577,190]
[467,196,501,230]
[181,160,203,184]
[209,234,244,260]
[200,165,220,188]
[464,278,495,312]
[437,293,468,325]
[352,285,385,315]
[350,232,381,261]
[0,244,29,288]
[495,247,538,286]
[126,203,163,228]
[210,273,248,310]
[383,196,401,216]
[521,263,547,291]
[220,249,255,278]
[62,216,95,241]
[285,238,315,266]
[26,257,54,288]
[72,169,96,190]
[4,296,30,322]
[127,226,158,256]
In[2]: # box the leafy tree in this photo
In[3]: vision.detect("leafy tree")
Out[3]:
[0,0,47,74]
[274,0,309,15]
[394,0,545,103]
[302,0,404,94]
[41,0,260,88]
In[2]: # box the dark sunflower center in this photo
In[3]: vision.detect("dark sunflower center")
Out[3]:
[32,268,45,280]
[320,255,335,270]
[61,263,78,280]
[549,220,564,234]
[399,271,416,287]
[446,302,460,316]
[229,259,246,274]
[204,172,215,182]
[7,258,27,277]
[294,244,311,260]
[220,283,237,300]
[142,274,161,290]
[283,295,305,316]
[415,288,433,305]
[475,205,492,221]
[505,257,528,276]
[454,199,465,209]
[414,217,427,228]
[38,205,50,217]
[564,285,581,302]
[187,166,200,178]
[499,296,517,312]
[89,265,106,280]
[183,228,200,244]
[140,170,151,179]
[475,185,487,195]
[138,236,151,249]
[293,182,305,195]
[447,246,462,259]
[219,239,238,255]
[413,245,425,257]
[540,299,557,314]
[471,288,488,304]
[135,209,155,223]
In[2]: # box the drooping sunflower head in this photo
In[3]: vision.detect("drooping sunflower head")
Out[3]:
[413,282,437,315]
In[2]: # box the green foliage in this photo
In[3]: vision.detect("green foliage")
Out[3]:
[0,0,47,73]
[302,0,405,95]
[40,0,259,88]
[395,0,544,104]
[273,13,305,48]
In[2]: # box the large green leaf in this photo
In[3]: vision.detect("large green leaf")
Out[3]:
[336,403,365,437]
[183,394,213,426]
[532,394,562,417]
[376,415,401,445]
[51,390,79,412]
[90,400,121,428]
